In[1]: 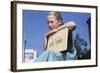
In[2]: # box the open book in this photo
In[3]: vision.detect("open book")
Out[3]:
[47,27,69,52]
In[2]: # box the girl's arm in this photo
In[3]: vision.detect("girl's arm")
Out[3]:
[57,21,76,31]
[44,21,76,50]
[44,29,58,50]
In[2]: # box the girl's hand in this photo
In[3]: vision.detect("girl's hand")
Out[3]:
[45,29,58,37]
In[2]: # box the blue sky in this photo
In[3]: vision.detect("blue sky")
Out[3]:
[23,10,91,56]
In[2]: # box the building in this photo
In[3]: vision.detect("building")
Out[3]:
[24,49,37,63]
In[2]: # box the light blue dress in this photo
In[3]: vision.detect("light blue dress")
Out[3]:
[34,47,77,62]
[34,31,77,62]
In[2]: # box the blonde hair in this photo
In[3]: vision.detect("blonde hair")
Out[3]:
[48,11,63,24]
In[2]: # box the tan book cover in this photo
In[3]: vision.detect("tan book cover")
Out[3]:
[47,27,69,52]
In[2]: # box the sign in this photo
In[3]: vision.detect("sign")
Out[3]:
[47,27,69,52]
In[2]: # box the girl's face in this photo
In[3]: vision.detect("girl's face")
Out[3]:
[47,15,61,30]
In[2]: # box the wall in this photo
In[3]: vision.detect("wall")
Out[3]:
[0,0,99,73]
